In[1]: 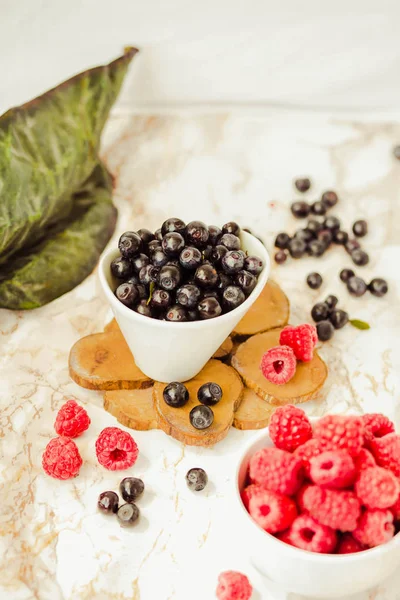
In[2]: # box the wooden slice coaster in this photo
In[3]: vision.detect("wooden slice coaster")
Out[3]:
[153,359,244,446]
[233,387,275,430]
[104,387,158,431]
[232,329,327,406]
[232,280,290,337]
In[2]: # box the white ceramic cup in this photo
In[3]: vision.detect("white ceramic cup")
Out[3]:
[98,231,270,382]
[233,422,400,599]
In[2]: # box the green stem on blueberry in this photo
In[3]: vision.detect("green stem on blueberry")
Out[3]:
[146,281,155,305]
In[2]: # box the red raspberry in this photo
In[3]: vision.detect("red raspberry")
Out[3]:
[216,571,252,600]
[42,437,82,480]
[362,413,395,444]
[296,483,313,512]
[288,514,337,553]
[279,324,317,362]
[355,466,400,509]
[354,448,376,472]
[337,533,364,554]
[269,405,312,452]
[54,399,91,438]
[95,427,138,471]
[249,447,304,495]
[240,484,259,510]
[309,450,356,489]
[275,529,294,545]
[303,485,361,531]
[313,415,364,457]
[260,345,297,385]
[248,487,297,533]
[370,433,400,477]
[390,493,400,521]
[353,509,394,548]
[294,438,334,476]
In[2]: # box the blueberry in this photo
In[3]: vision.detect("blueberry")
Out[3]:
[323,216,341,231]
[274,250,288,264]
[222,221,241,236]
[185,221,210,248]
[306,272,323,289]
[294,177,311,193]
[187,309,199,321]
[333,230,349,245]
[219,233,241,251]
[243,256,263,275]
[330,309,349,329]
[135,299,152,318]
[136,228,155,246]
[294,228,315,244]
[162,232,185,257]
[126,274,140,285]
[339,268,355,283]
[115,282,139,307]
[197,382,222,406]
[324,295,338,310]
[165,304,188,322]
[291,201,310,219]
[139,264,160,286]
[118,231,142,258]
[198,297,222,319]
[158,265,182,291]
[311,201,327,216]
[98,491,119,514]
[163,382,189,407]
[154,228,163,242]
[210,244,227,267]
[161,217,186,236]
[274,232,291,249]
[179,246,202,270]
[222,250,245,274]
[351,249,369,266]
[111,256,134,279]
[202,290,219,300]
[195,264,218,288]
[235,270,257,295]
[131,253,150,273]
[317,229,333,246]
[222,285,246,311]
[347,276,367,297]
[120,477,145,503]
[151,248,169,268]
[203,245,213,261]
[311,302,330,322]
[288,238,306,258]
[189,405,214,429]
[369,278,388,297]
[307,219,323,235]
[135,284,147,300]
[186,468,208,491]
[352,220,368,238]
[216,272,233,292]
[316,320,335,341]
[148,239,162,253]
[345,239,361,254]
[117,503,140,527]
[208,225,222,245]
[321,191,338,208]
[176,284,201,308]
[150,288,171,310]
[307,240,326,257]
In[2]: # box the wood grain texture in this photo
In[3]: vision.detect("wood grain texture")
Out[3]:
[104,387,158,430]
[233,280,290,337]
[233,387,275,430]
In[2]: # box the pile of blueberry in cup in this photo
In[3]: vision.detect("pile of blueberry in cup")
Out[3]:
[110,219,264,322]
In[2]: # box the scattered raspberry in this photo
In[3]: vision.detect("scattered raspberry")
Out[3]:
[54,399,91,438]
[42,437,82,480]
[362,413,395,444]
[353,509,394,548]
[279,324,317,362]
[269,405,312,452]
[355,466,400,509]
[370,434,400,477]
[309,450,356,489]
[354,448,376,472]
[95,427,138,471]
[248,487,297,533]
[390,493,400,521]
[296,483,313,512]
[249,447,304,495]
[260,345,297,385]
[303,485,361,531]
[337,533,364,554]
[216,571,252,600]
[287,514,337,553]
[313,415,364,457]
[294,438,334,476]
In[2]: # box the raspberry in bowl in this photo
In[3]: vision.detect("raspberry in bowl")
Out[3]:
[234,408,400,598]
[98,221,269,382]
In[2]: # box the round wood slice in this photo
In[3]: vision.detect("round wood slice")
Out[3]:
[69,330,152,390]
[104,387,158,431]
[231,329,328,405]
[232,280,290,337]
[153,359,244,446]
[233,387,275,430]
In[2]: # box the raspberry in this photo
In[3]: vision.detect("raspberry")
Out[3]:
[288,515,337,553]
[294,438,334,476]
[303,485,361,531]
[95,427,139,471]
[42,437,82,480]
[275,529,294,545]
[313,415,364,457]
[54,399,91,438]
[240,484,259,510]
[370,433,400,477]
[269,405,312,452]
[354,448,376,472]
[355,466,400,509]
[279,324,317,362]
[296,483,313,512]
[260,345,297,385]
[249,447,304,495]
[362,413,395,444]
[309,450,356,489]
[337,533,364,554]
[390,493,400,521]
[248,487,297,533]
[353,509,394,548]
[216,571,252,600]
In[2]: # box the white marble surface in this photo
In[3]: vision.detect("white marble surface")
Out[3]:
[1,109,400,600]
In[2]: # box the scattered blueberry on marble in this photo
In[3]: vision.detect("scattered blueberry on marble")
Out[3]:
[186,468,208,491]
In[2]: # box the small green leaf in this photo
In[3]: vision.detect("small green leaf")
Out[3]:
[147,282,155,305]
[350,319,371,330]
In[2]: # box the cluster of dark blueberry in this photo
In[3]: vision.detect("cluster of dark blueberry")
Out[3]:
[163,381,222,429]
[110,219,263,321]
[339,269,389,298]
[311,295,348,341]
[98,477,144,527]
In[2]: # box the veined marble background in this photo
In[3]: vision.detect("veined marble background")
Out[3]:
[1,109,400,600]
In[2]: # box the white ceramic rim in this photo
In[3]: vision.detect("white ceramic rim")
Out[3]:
[234,422,400,562]
[98,230,270,329]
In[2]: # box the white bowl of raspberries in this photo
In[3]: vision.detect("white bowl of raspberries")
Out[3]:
[234,407,400,598]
